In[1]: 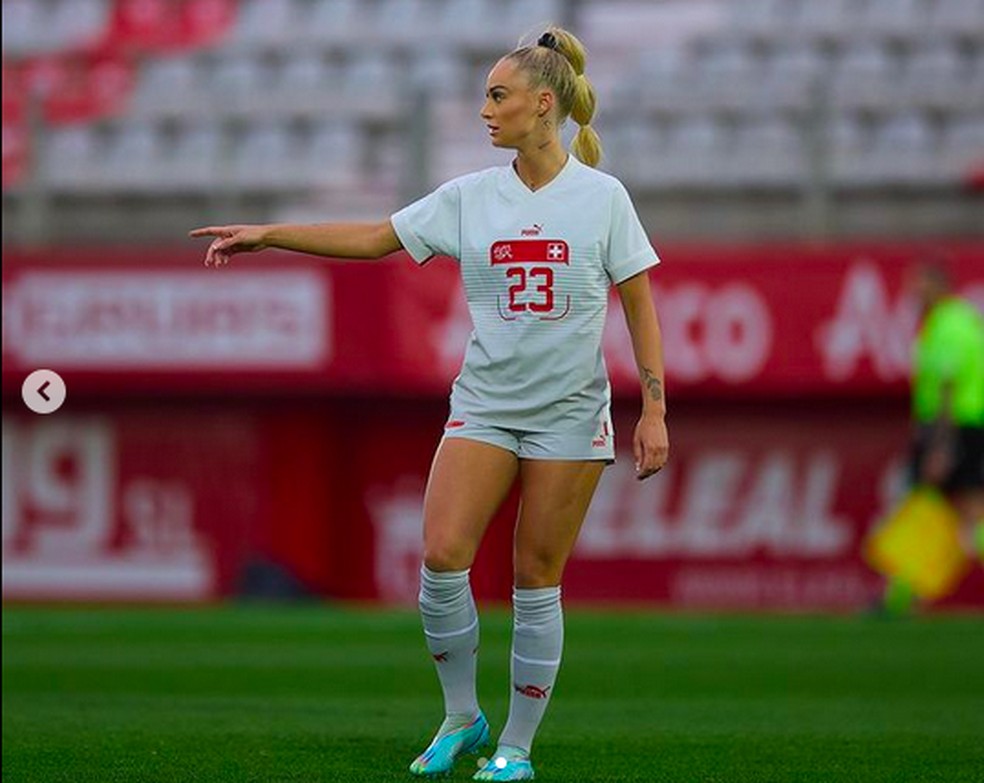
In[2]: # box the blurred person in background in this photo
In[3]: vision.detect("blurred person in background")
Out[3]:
[190,26,668,782]
[883,259,984,614]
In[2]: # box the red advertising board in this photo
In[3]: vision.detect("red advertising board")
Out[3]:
[331,399,983,610]
[7,399,981,609]
[2,410,255,601]
[1,404,340,601]
[3,241,982,398]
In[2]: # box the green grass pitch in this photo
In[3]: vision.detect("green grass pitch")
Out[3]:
[3,606,983,782]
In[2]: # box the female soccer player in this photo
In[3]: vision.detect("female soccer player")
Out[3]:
[190,27,668,782]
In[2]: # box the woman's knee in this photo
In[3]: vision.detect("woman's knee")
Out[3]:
[423,536,477,572]
[513,548,566,587]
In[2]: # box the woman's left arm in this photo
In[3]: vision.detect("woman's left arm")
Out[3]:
[617,270,669,480]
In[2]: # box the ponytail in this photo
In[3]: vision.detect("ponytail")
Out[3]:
[507,26,603,167]
[570,73,600,167]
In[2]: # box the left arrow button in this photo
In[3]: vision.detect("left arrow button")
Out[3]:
[22,370,66,414]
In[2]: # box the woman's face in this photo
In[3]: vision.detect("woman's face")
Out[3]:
[480,58,549,149]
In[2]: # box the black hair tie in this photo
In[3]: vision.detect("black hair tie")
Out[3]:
[537,32,558,50]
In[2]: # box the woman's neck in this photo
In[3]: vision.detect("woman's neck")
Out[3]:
[513,137,568,192]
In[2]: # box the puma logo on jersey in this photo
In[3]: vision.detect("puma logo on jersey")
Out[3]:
[592,420,611,447]
[521,223,543,236]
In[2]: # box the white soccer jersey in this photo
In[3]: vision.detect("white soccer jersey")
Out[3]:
[391,155,659,431]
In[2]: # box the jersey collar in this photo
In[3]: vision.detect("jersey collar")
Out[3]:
[507,153,575,197]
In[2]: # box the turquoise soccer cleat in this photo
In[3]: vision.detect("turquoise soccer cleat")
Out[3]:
[409,711,490,777]
[473,748,535,781]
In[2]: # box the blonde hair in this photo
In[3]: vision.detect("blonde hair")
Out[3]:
[506,26,602,167]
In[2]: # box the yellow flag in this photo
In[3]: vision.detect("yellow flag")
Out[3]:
[864,487,971,600]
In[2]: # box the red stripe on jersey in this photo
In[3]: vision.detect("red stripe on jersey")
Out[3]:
[445,420,466,429]
[490,240,569,265]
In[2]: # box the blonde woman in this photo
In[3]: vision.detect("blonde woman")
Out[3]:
[191,27,668,782]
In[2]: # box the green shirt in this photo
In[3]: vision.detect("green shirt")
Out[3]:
[912,297,984,426]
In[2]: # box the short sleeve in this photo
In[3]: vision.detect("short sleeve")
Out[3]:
[605,182,660,284]
[390,181,461,265]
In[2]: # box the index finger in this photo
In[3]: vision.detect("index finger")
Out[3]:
[188,226,227,238]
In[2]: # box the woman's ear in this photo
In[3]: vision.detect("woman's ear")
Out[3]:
[537,90,554,118]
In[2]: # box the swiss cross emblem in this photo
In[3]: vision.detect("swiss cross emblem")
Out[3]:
[547,243,565,260]
[493,244,513,262]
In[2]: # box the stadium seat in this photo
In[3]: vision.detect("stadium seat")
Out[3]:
[438,0,518,49]
[209,53,268,96]
[300,120,361,188]
[790,0,860,41]
[767,42,827,81]
[759,43,827,108]
[1,0,42,56]
[230,0,297,48]
[970,46,984,109]
[698,38,758,82]
[830,40,899,107]
[694,38,771,111]
[505,0,564,36]
[41,125,101,191]
[103,121,165,191]
[728,116,803,187]
[905,39,962,82]
[878,110,934,150]
[131,57,201,115]
[866,110,938,184]
[830,113,876,186]
[581,0,725,61]
[940,112,984,177]
[410,51,467,96]
[656,114,731,187]
[297,0,366,47]
[343,53,400,96]
[858,0,929,40]
[373,0,437,46]
[2,0,110,56]
[671,114,727,150]
[279,51,333,92]
[629,47,695,112]
[902,39,967,109]
[267,51,344,115]
[604,117,665,186]
[160,121,224,191]
[727,0,789,39]
[927,0,984,39]
[43,0,110,54]
[830,113,871,150]
[229,121,296,189]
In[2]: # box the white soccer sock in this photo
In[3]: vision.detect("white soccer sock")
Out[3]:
[497,585,563,755]
[418,565,480,722]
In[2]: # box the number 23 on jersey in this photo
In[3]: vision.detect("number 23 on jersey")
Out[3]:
[491,239,571,321]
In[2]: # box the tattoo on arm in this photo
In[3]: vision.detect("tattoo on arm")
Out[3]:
[641,367,663,403]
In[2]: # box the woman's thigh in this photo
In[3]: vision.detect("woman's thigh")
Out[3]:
[422,436,519,571]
